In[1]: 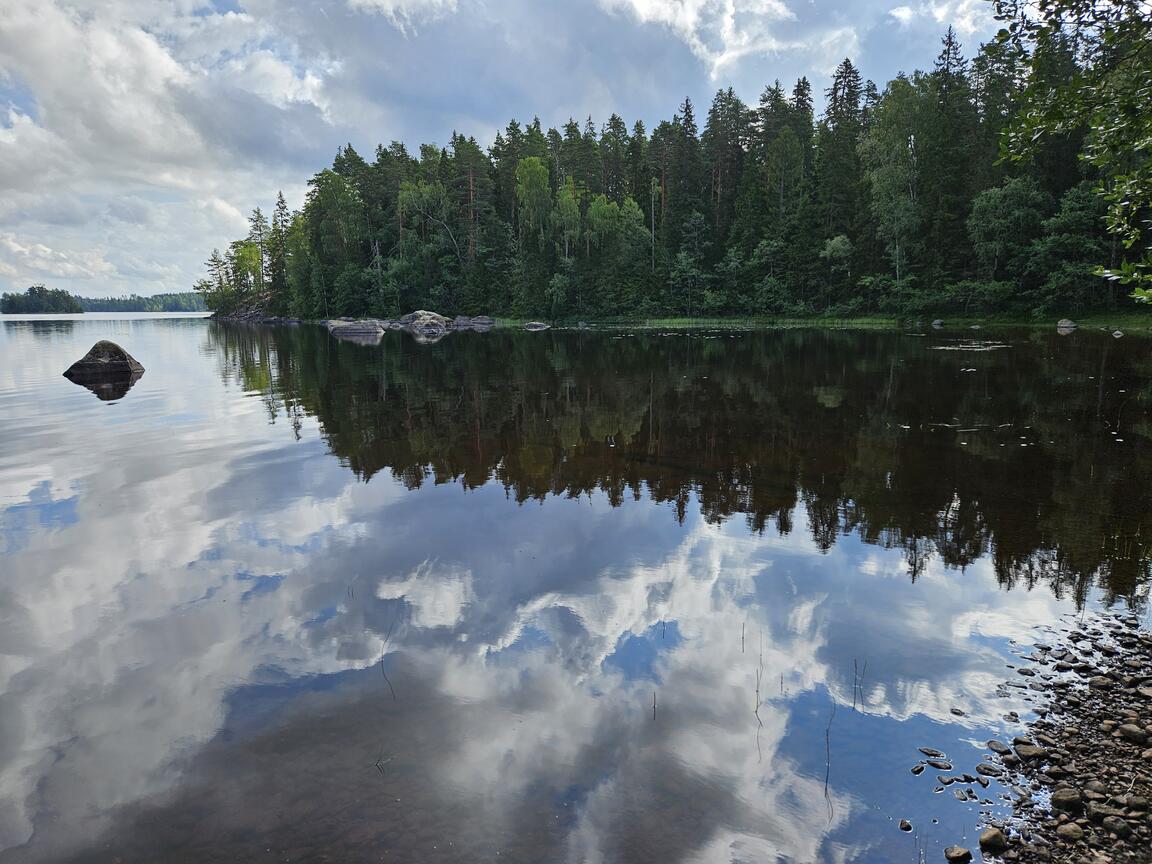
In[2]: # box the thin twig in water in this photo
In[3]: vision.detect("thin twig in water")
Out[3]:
[852,659,858,711]
[824,700,837,798]
[652,690,657,721]
[380,652,397,701]
[377,607,402,701]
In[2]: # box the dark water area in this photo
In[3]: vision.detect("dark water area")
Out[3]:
[1,316,1150,863]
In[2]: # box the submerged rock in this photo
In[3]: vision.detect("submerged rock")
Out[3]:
[524,321,551,332]
[1057,318,1077,331]
[63,341,145,400]
[943,845,972,863]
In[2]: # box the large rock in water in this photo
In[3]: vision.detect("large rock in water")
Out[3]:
[326,319,385,344]
[63,340,144,400]
[401,310,452,343]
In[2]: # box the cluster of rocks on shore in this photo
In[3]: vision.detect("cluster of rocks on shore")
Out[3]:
[213,308,303,325]
[906,611,1151,862]
[217,308,555,344]
[323,311,553,344]
[324,311,497,344]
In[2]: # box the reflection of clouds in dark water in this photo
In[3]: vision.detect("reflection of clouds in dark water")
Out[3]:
[0,479,1069,863]
[0,321,1148,863]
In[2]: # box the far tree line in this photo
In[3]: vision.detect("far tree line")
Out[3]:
[194,15,1149,322]
[1,287,206,314]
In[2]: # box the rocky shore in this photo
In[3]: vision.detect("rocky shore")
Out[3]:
[913,611,1151,863]
[211,309,553,343]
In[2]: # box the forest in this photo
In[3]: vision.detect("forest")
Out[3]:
[1,285,83,314]
[193,15,1150,322]
[77,293,207,312]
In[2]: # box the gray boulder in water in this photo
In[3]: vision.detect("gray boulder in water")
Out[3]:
[524,321,551,332]
[1057,318,1077,330]
[63,341,144,400]
[64,341,144,379]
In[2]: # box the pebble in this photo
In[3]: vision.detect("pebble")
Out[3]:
[1101,814,1132,838]
[1055,822,1083,841]
[1015,744,1049,761]
[979,827,1010,854]
[900,819,913,832]
[1050,788,1083,813]
[1117,724,1148,744]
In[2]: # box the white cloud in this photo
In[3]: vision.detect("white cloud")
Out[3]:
[0,233,117,280]
[889,5,916,26]
[346,0,459,30]
[886,1,993,35]
[600,0,803,76]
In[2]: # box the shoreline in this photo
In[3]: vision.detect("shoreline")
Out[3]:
[915,611,1151,863]
[209,311,1152,335]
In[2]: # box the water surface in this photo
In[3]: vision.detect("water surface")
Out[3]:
[1,317,1149,863]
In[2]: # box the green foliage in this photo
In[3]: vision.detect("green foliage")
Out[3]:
[1,285,84,314]
[994,0,1152,295]
[193,27,1146,321]
[967,177,1052,280]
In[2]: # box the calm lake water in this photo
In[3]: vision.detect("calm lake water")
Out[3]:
[1,315,1150,863]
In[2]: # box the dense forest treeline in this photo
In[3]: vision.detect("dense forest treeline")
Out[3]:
[77,292,206,312]
[1,287,207,313]
[207,324,1152,605]
[195,23,1146,321]
[1,285,83,314]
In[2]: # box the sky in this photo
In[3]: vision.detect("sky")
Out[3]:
[0,0,997,299]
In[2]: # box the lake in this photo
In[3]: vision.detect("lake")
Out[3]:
[1,315,1149,863]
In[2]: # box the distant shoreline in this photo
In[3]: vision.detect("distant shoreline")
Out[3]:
[1,311,212,319]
